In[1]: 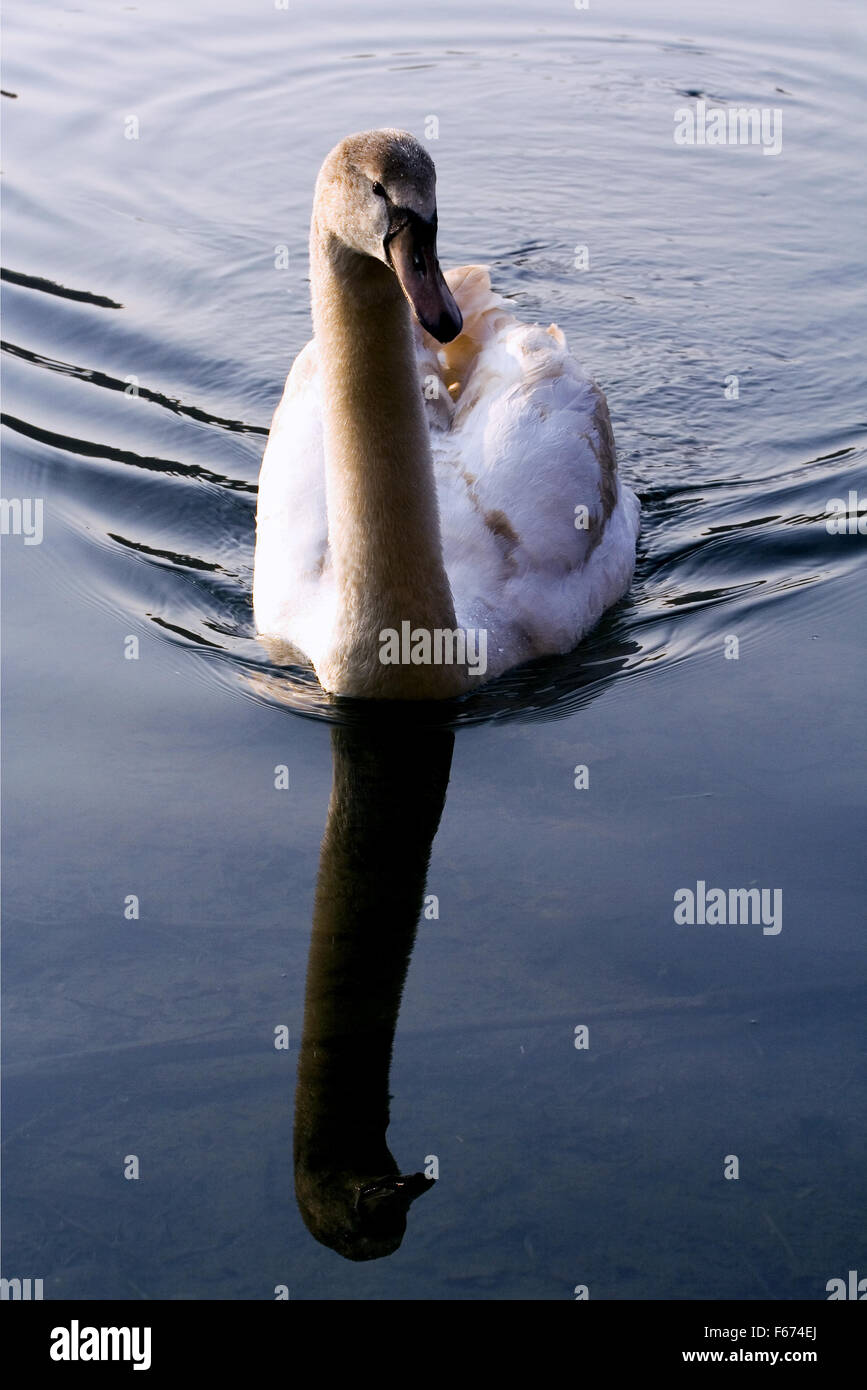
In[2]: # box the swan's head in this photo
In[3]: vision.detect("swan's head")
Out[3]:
[314,128,463,343]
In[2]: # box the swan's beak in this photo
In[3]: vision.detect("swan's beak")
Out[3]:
[386,213,463,344]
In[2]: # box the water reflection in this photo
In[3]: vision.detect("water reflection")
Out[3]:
[294,724,453,1260]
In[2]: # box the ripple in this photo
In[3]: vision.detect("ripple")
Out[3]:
[1,266,122,310]
[2,0,863,735]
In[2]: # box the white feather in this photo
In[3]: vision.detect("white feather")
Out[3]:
[254,263,639,687]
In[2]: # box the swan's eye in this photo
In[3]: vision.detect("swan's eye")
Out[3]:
[371,181,386,198]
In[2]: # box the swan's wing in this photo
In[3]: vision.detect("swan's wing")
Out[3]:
[422,266,640,664]
[252,340,334,661]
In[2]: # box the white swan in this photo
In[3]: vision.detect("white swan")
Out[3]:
[253,129,639,699]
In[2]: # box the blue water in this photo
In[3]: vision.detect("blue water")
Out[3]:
[2,0,865,1298]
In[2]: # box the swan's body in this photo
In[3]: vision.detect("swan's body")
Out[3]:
[254,130,639,699]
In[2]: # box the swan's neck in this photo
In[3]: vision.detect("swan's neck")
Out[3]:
[310,223,464,697]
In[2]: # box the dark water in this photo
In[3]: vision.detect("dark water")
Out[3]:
[2,0,865,1299]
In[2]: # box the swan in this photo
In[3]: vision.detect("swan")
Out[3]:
[253,128,639,699]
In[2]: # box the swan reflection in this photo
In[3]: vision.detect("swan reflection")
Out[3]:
[294,724,453,1260]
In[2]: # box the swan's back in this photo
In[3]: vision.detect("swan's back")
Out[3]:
[419,266,639,674]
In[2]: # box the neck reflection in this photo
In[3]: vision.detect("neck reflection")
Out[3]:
[294,723,454,1261]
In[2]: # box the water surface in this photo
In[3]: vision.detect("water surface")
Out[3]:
[2,0,865,1299]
